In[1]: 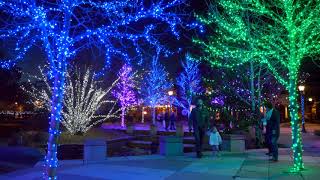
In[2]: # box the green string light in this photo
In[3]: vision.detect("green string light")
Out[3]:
[194,0,320,171]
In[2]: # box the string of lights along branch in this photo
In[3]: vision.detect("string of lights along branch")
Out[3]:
[0,1,198,179]
[193,0,320,172]
[113,64,138,127]
[175,54,202,116]
[142,51,172,124]
[22,66,120,135]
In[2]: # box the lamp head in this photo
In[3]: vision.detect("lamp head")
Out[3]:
[298,85,305,92]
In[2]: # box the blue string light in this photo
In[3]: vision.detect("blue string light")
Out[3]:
[142,50,172,124]
[0,0,196,179]
[175,54,202,115]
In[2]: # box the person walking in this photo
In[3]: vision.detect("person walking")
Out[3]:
[209,126,222,157]
[189,98,210,158]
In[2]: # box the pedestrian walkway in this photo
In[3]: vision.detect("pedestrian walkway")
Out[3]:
[1,148,320,180]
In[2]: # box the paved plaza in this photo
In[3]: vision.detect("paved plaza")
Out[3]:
[1,148,320,180]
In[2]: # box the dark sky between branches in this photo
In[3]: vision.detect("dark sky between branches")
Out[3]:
[0,0,319,97]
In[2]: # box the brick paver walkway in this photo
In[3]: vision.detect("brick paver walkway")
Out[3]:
[1,148,320,180]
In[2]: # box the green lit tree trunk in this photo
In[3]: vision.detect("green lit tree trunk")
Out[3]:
[288,77,304,171]
[256,65,262,110]
[250,61,256,112]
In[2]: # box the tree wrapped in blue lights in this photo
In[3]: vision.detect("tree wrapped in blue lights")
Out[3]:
[175,54,202,117]
[0,0,190,178]
[113,64,137,128]
[142,52,172,124]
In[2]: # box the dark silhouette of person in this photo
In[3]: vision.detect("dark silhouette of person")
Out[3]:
[169,110,176,130]
[265,116,272,155]
[165,109,170,131]
[265,102,280,162]
[189,99,209,158]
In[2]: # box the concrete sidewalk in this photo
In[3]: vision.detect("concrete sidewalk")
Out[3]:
[1,148,320,180]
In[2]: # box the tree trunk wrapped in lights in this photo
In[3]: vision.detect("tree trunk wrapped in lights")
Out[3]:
[194,0,320,171]
[22,66,120,135]
[142,51,172,124]
[113,64,138,127]
[175,54,202,118]
[0,1,195,178]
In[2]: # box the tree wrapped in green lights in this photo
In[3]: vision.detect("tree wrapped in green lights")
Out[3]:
[194,0,320,171]
[204,62,283,112]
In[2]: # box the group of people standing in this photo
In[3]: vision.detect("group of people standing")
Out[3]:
[160,109,176,131]
[188,98,280,162]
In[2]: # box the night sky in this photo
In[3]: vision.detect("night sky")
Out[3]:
[1,0,319,98]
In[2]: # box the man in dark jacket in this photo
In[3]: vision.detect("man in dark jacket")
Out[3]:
[189,99,210,158]
[164,109,170,131]
[265,102,280,162]
[265,117,272,155]
[270,107,280,161]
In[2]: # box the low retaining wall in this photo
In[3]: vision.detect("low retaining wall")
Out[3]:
[221,134,246,152]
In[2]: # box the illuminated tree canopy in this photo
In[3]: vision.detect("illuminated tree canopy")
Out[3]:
[22,66,120,135]
[113,64,138,127]
[175,54,202,116]
[194,0,320,171]
[0,0,194,178]
[142,51,172,124]
[204,62,283,112]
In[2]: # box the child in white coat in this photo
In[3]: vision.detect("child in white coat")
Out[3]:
[209,126,222,157]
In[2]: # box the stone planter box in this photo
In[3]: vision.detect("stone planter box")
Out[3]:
[176,123,184,137]
[221,134,245,153]
[160,136,183,156]
[126,124,135,135]
[84,138,107,164]
[150,125,157,136]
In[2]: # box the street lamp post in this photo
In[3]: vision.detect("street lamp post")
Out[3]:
[141,107,145,123]
[308,97,313,120]
[168,90,174,111]
[298,85,306,133]
[167,90,174,129]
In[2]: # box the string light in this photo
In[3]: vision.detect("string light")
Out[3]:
[142,50,172,124]
[113,64,138,127]
[22,66,120,135]
[175,53,202,116]
[193,0,320,171]
[203,66,283,111]
[0,1,192,178]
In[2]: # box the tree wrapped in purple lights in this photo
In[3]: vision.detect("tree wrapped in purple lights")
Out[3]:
[142,52,172,124]
[0,0,192,178]
[175,54,202,117]
[113,64,137,127]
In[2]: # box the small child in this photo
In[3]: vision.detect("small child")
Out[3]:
[209,126,222,157]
